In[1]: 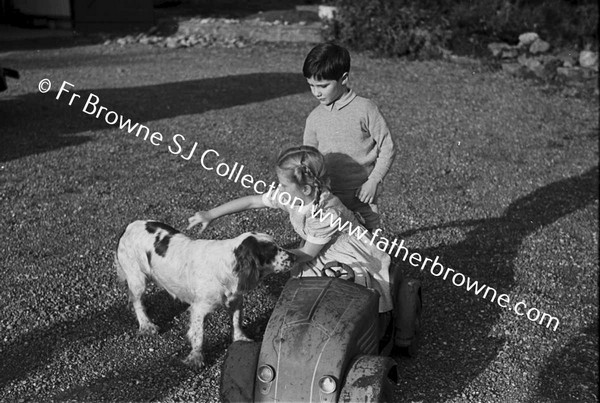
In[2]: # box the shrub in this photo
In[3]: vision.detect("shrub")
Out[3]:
[445,0,598,47]
[322,0,452,59]
[324,0,598,59]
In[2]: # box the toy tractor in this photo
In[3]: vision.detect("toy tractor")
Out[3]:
[221,262,422,402]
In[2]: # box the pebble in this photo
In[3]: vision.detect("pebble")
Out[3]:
[518,32,539,46]
[529,39,550,54]
[579,51,598,69]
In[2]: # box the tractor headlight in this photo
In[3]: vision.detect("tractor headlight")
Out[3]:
[257,364,275,383]
[318,375,337,394]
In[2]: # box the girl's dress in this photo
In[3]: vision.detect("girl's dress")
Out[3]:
[262,188,392,312]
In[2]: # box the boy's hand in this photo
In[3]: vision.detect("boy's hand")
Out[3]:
[356,179,379,204]
[187,211,212,233]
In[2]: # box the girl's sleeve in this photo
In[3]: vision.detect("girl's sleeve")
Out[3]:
[304,208,343,245]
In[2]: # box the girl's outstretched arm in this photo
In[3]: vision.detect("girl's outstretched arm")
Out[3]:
[187,194,266,232]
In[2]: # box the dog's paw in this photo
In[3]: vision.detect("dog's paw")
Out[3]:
[138,322,159,336]
[183,352,204,368]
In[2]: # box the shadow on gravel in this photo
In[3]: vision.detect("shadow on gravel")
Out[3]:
[532,318,599,402]
[0,72,307,162]
[40,285,279,402]
[0,290,188,391]
[393,165,599,401]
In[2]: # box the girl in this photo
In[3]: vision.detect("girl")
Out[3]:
[187,145,392,313]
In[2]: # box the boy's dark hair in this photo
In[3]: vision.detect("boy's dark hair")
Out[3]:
[302,43,350,80]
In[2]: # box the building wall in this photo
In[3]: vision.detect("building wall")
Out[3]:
[11,0,71,18]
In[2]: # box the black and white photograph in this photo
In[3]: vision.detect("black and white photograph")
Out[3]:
[1,0,598,401]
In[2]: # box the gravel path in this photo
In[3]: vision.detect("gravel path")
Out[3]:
[1,41,598,402]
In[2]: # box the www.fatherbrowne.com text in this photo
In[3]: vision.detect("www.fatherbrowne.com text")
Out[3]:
[42,78,560,331]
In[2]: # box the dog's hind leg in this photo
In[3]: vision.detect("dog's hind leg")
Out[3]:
[183,303,210,367]
[228,296,252,342]
[127,270,159,336]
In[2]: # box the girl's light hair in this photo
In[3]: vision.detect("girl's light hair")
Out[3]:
[276,146,330,207]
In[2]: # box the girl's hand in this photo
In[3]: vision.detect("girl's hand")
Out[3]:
[187,211,212,232]
[356,179,379,204]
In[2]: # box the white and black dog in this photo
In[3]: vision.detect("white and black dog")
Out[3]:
[115,220,294,367]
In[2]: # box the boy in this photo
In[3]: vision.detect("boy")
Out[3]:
[302,43,396,232]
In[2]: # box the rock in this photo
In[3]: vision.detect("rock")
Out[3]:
[518,54,542,70]
[116,38,127,46]
[518,32,539,47]
[556,50,578,67]
[318,5,338,20]
[543,57,563,77]
[529,39,550,54]
[557,66,584,80]
[501,63,523,75]
[139,37,151,45]
[579,50,598,68]
[537,54,560,65]
[531,64,547,79]
[488,42,511,57]
[165,37,179,48]
[501,48,519,59]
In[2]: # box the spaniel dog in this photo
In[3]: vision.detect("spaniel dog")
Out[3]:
[115,220,294,367]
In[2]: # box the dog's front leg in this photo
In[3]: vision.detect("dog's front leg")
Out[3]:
[228,296,252,342]
[184,303,208,367]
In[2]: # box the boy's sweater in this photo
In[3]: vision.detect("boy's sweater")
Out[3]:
[303,89,396,192]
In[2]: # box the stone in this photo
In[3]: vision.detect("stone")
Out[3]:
[501,48,519,59]
[537,54,560,65]
[518,54,542,70]
[318,5,338,20]
[556,50,578,66]
[488,42,511,57]
[501,63,523,75]
[531,64,547,79]
[165,37,179,48]
[518,32,539,47]
[529,39,550,54]
[556,67,584,80]
[579,50,598,68]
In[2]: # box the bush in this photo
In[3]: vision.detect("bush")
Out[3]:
[324,0,598,59]
[445,0,598,47]
[323,0,452,59]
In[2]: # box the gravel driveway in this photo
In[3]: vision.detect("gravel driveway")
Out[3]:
[1,41,598,402]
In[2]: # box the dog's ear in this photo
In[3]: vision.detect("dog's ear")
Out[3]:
[233,236,262,291]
